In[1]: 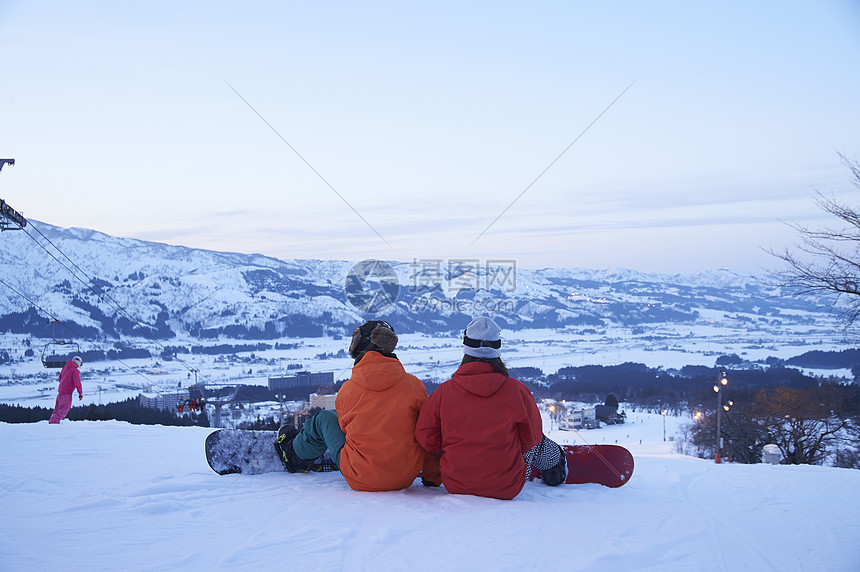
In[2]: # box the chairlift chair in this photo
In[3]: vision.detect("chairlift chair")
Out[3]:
[41,340,80,368]
[41,319,80,368]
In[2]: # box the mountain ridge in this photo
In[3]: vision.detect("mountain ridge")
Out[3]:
[0,221,839,343]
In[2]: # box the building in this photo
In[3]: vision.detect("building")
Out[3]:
[138,393,161,410]
[560,409,584,430]
[595,404,625,425]
[139,391,187,411]
[309,392,337,411]
[268,371,334,391]
[560,407,599,430]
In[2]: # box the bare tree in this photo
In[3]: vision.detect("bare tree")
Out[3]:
[687,399,770,464]
[753,387,847,465]
[685,385,854,465]
[771,153,860,326]
[833,417,860,470]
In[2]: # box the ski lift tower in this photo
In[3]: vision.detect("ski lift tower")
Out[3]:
[201,385,240,429]
[1,159,28,232]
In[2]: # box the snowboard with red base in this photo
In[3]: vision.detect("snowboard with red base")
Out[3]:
[530,444,634,488]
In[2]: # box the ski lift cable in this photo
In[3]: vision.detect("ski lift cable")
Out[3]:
[17,219,310,393]
[0,275,152,383]
[19,223,135,324]
[0,276,217,395]
[22,222,176,340]
[19,221,214,383]
[0,278,197,394]
[0,275,170,387]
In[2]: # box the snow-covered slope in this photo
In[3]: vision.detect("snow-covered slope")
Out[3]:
[0,222,359,338]
[2,413,858,571]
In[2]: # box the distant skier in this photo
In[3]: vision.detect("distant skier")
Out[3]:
[48,356,83,424]
[275,320,441,491]
[415,316,567,500]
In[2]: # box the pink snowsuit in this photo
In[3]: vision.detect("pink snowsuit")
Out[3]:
[49,360,83,424]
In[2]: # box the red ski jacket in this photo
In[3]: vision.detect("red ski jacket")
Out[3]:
[415,361,543,500]
[57,360,83,397]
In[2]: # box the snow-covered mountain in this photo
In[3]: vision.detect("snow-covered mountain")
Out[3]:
[0,221,840,344]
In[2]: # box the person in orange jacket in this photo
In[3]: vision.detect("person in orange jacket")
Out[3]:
[276,320,441,491]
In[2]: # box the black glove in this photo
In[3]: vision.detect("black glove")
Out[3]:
[421,477,440,487]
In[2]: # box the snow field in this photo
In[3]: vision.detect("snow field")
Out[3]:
[1,412,858,571]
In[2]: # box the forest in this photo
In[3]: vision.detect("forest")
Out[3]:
[0,398,209,426]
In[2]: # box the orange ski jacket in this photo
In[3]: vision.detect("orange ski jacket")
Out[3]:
[336,351,441,491]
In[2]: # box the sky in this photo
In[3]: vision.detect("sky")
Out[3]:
[1,0,859,274]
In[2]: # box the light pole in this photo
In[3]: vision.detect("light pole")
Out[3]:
[278,392,284,426]
[713,370,728,463]
[661,408,667,441]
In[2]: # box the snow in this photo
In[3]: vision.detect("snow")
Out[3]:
[2,412,859,571]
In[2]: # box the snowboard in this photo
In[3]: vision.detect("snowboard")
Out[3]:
[530,444,634,488]
[204,429,338,476]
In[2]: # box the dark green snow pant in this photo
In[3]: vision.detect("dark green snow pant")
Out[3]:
[292,410,346,467]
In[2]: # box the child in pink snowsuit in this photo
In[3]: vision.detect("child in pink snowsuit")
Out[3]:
[49,356,83,424]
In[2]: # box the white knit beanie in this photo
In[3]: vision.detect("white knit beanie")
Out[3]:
[462,316,502,358]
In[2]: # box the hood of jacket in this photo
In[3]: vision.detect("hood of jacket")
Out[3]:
[451,361,509,398]
[348,350,406,392]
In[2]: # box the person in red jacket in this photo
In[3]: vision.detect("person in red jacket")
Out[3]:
[415,316,566,500]
[49,356,83,424]
[275,320,441,491]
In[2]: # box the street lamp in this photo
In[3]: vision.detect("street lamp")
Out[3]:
[278,392,285,426]
[661,409,667,441]
[714,370,728,463]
